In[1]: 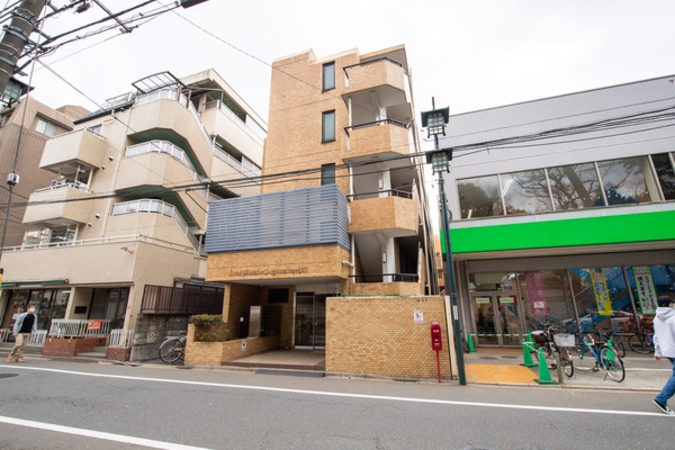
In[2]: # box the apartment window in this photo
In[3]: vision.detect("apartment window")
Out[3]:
[321,163,336,185]
[36,117,58,137]
[322,110,336,143]
[322,62,335,91]
[87,124,102,134]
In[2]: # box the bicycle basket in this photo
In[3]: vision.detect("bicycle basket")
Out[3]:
[553,333,575,348]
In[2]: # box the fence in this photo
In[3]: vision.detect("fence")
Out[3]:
[27,330,47,347]
[109,329,135,348]
[0,328,8,342]
[48,319,111,338]
[141,285,223,315]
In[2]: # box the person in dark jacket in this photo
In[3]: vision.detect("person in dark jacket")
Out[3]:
[653,295,675,415]
[7,305,37,363]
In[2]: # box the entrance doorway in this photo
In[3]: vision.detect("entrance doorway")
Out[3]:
[295,293,326,349]
[471,292,524,347]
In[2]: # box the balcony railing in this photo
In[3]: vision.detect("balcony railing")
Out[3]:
[203,99,266,145]
[49,319,111,338]
[351,273,419,283]
[35,179,91,194]
[347,189,413,201]
[27,330,48,347]
[345,118,409,134]
[214,150,262,179]
[125,140,208,187]
[112,199,201,252]
[2,234,195,254]
[141,285,223,315]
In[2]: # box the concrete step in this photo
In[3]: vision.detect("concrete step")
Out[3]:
[89,346,108,353]
[75,351,107,359]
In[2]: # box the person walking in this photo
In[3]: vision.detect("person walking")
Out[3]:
[653,295,675,415]
[7,305,37,363]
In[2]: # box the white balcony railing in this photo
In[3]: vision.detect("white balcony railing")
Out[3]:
[204,99,266,145]
[0,328,9,342]
[48,319,111,338]
[112,199,200,251]
[34,179,91,194]
[134,88,262,181]
[109,329,135,348]
[125,140,208,192]
[3,234,195,254]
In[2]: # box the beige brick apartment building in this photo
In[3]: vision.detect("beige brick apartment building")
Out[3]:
[0,69,266,360]
[202,46,452,379]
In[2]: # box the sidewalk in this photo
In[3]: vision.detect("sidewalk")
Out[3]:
[464,347,670,391]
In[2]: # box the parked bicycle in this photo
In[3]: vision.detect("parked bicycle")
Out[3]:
[530,321,574,378]
[159,331,187,364]
[572,332,625,382]
[461,336,470,354]
[590,324,626,358]
[628,321,654,354]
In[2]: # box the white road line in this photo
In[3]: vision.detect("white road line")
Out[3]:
[1,364,671,418]
[624,368,672,371]
[0,415,209,450]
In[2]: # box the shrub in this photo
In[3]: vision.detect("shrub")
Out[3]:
[190,314,229,342]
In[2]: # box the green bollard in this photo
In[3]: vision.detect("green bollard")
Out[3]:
[534,347,559,385]
[520,340,537,368]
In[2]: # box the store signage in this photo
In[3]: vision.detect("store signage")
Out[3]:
[590,268,613,316]
[499,297,515,304]
[524,271,549,315]
[633,266,657,315]
[475,297,490,304]
[87,320,103,331]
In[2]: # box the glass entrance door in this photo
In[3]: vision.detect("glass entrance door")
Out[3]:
[295,293,326,349]
[471,293,525,347]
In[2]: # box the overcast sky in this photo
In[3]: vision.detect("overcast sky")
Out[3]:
[22,0,675,127]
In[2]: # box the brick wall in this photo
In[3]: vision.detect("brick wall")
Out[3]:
[326,296,453,379]
[184,324,280,366]
[42,337,107,357]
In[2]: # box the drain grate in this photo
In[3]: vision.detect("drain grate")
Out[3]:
[502,355,519,359]
[479,356,498,360]
[0,373,19,379]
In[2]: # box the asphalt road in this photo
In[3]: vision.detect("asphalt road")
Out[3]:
[0,359,672,450]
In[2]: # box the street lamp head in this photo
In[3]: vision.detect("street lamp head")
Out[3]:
[426,148,453,175]
[421,107,449,138]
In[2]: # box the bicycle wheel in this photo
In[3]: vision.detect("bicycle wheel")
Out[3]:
[560,349,574,378]
[572,344,596,371]
[462,338,470,354]
[628,334,653,354]
[159,338,182,363]
[609,335,626,358]
[600,346,625,382]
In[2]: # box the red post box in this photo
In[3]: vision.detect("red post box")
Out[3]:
[431,321,442,351]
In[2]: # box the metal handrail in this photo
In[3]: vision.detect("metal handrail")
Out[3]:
[347,189,413,201]
[3,234,194,253]
[35,180,91,194]
[344,118,409,133]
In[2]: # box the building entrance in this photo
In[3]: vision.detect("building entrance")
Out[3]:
[471,292,524,347]
[295,293,326,349]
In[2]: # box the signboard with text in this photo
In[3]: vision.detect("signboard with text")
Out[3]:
[633,266,657,315]
[524,271,549,315]
[590,268,613,316]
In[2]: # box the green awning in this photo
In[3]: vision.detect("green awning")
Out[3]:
[1,279,68,288]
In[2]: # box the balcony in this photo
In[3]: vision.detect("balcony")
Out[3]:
[343,57,406,97]
[348,191,418,236]
[344,120,412,162]
[23,184,92,226]
[39,128,107,173]
[116,142,208,230]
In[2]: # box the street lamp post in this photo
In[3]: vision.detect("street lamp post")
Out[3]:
[421,102,466,386]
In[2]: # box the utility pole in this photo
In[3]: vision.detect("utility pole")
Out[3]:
[0,0,47,96]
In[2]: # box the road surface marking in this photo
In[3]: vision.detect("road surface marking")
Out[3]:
[1,364,671,418]
[0,415,209,450]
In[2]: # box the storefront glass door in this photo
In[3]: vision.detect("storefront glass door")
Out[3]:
[471,293,524,347]
[295,293,326,349]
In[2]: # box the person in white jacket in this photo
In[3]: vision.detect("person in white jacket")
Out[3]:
[653,295,675,415]
[7,305,37,363]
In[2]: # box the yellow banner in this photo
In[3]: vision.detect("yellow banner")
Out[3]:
[590,268,613,316]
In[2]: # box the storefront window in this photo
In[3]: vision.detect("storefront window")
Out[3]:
[597,157,656,205]
[517,270,574,331]
[89,288,129,329]
[651,153,675,201]
[547,163,605,209]
[500,170,552,215]
[457,175,503,219]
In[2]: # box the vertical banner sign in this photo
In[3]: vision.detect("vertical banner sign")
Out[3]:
[524,271,549,315]
[633,266,658,315]
[590,268,613,316]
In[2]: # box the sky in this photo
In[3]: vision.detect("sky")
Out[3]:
[19,0,675,128]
